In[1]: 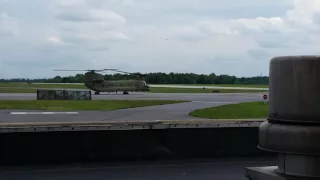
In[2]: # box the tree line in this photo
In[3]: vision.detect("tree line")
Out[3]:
[0,72,269,85]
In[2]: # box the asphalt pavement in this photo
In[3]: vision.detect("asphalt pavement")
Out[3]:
[0,157,276,180]
[0,92,264,123]
[0,101,214,123]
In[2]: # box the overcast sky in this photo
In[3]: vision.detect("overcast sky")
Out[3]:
[0,0,319,78]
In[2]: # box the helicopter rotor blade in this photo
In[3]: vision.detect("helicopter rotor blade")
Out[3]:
[53,68,147,77]
[115,70,145,76]
[108,70,140,75]
[53,69,101,71]
[53,69,118,72]
[103,69,118,71]
[112,70,132,74]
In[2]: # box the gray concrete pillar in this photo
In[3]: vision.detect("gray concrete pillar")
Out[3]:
[245,56,320,179]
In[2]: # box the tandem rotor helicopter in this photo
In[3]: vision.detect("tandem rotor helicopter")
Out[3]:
[53,69,150,95]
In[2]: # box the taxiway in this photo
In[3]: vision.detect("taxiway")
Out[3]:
[0,92,265,123]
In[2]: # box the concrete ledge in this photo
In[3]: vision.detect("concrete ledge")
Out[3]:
[0,119,265,133]
[0,124,274,165]
[245,166,287,180]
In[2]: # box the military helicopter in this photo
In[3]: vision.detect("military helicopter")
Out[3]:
[53,69,150,95]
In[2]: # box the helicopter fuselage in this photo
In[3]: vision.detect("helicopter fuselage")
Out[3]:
[84,79,150,93]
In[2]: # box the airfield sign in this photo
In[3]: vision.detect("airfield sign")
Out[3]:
[263,94,268,104]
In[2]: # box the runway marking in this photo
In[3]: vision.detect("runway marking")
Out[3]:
[9,112,79,115]
[1,160,275,174]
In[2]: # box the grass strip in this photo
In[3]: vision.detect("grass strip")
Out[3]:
[189,101,268,119]
[0,100,187,110]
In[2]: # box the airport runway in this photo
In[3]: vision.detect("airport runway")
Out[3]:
[0,157,276,180]
[0,92,265,123]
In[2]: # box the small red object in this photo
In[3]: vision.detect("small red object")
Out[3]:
[263,94,268,100]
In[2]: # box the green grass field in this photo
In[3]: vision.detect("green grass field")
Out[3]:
[0,100,187,110]
[155,84,269,88]
[0,88,36,93]
[0,83,85,89]
[189,101,268,119]
[213,84,268,88]
[149,87,267,93]
[0,87,267,93]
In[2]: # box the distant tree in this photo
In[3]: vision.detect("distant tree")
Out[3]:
[2,72,269,85]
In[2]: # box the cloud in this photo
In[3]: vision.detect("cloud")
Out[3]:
[60,30,128,43]
[170,0,320,57]
[285,0,320,25]
[254,31,311,49]
[2,0,320,78]
[171,26,207,41]
[169,16,289,44]
[0,0,8,5]
[210,16,284,33]
[0,13,18,36]
[50,0,128,44]
[46,36,64,45]
[56,9,126,23]
[247,48,272,60]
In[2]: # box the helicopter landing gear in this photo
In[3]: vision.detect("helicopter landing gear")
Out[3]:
[94,91,100,95]
[123,91,129,95]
